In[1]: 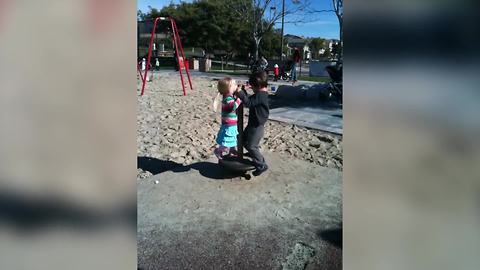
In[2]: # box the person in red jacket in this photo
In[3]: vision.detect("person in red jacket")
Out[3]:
[292,48,301,85]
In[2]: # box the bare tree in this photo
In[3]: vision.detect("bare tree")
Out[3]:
[227,0,310,60]
[307,0,343,59]
[332,0,343,47]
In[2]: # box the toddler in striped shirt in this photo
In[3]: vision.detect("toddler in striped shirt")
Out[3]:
[214,77,242,159]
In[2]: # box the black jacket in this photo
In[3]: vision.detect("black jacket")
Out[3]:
[237,90,269,127]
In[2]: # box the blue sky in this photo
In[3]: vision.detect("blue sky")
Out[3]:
[138,0,340,39]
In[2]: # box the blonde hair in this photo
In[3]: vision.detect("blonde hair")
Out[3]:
[217,77,236,95]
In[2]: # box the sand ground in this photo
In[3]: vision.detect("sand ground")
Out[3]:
[137,73,342,269]
[137,73,342,179]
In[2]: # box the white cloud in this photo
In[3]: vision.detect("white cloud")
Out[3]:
[302,20,338,26]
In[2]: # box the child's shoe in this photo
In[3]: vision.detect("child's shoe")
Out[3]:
[214,148,223,159]
[253,165,269,176]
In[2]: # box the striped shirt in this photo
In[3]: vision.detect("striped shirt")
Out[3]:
[221,95,242,126]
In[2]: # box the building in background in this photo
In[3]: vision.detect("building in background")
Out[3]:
[285,34,310,60]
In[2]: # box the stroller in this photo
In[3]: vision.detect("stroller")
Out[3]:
[279,60,294,81]
[325,63,343,102]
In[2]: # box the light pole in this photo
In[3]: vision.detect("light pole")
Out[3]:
[280,0,285,60]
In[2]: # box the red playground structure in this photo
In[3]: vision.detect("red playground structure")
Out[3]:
[138,17,193,96]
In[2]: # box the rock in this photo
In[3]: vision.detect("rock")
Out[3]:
[309,139,322,148]
[137,169,153,180]
[318,135,334,143]
[187,149,200,159]
[177,149,188,157]
[326,160,335,168]
[281,243,315,270]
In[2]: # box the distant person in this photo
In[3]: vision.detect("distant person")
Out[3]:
[141,58,146,71]
[235,71,270,176]
[214,77,242,159]
[292,48,301,85]
[260,56,268,70]
[273,63,279,81]
[247,53,254,70]
[173,50,179,71]
[155,58,160,71]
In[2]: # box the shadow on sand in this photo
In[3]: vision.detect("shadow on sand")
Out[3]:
[137,156,248,180]
[317,228,343,249]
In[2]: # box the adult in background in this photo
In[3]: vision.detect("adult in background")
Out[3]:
[247,53,254,71]
[292,48,301,85]
[155,58,160,71]
[173,49,179,71]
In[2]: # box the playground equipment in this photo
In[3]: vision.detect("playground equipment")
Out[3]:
[218,88,255,176]
[138,17,193,96]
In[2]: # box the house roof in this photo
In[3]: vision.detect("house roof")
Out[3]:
[284,34,304,39]
[285,34,308,49]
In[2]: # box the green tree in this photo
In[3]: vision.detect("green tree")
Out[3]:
[260,29,285,59]
[307,0,343,61]
[330,42,340,60]
[309,37,326,59]
[138,0,291,62]
[138,6,163,20]
[226,0,309,60]
[149,1,250,57]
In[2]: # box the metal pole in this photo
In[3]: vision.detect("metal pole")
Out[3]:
[141,18,160,96]
[237,103,244,158]
[170,18,187,96]
[172,18,193,91]
[280,0,285,60]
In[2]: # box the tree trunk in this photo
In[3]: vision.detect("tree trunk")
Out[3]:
[337,18,343,61]
[254,36,262,61]
[333,0,343,62]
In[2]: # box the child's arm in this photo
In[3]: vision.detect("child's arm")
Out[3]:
[236,90,262,108]
[224,96,242,112]
[233,97,242,111]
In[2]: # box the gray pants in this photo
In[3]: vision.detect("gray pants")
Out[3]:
[244,125,267,170]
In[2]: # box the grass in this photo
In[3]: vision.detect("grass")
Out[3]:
[208,69,250,76]
[208,70,330,83]
[298,76,330,83]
